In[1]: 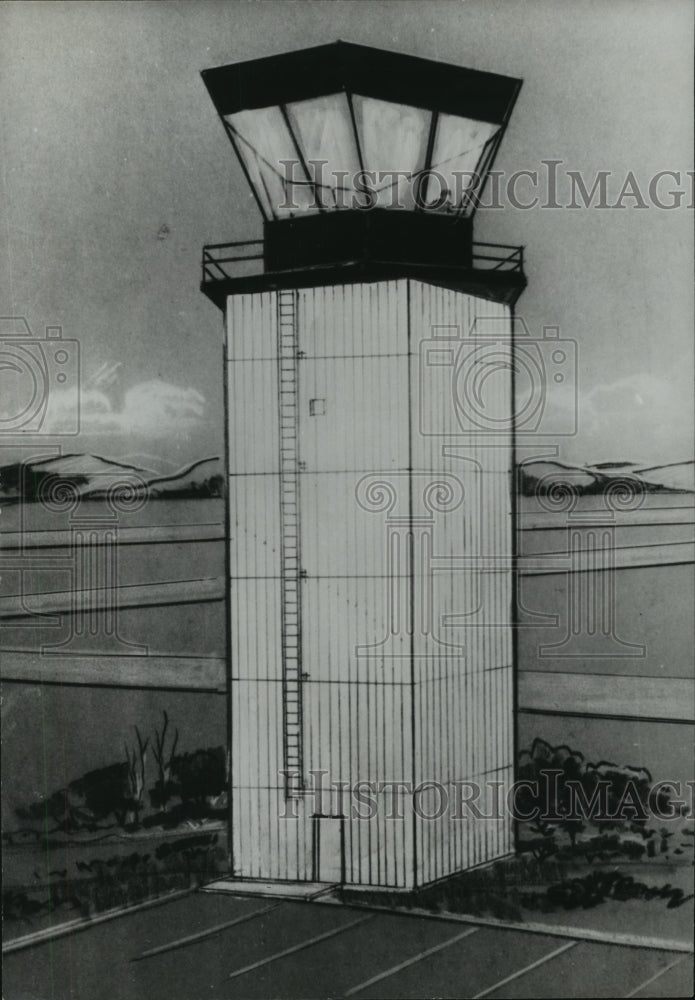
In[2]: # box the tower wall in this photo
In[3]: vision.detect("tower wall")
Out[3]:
[225,279,513,888]
[409,284,514,885]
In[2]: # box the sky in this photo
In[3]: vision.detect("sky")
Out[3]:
[1,0,693,473]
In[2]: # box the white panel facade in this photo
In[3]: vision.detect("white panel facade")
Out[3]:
[225,279,514,888]
[410,283,514,885]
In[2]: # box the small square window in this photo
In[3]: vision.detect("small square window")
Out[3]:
[309,398,326,416]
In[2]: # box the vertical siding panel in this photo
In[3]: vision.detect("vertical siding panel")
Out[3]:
[297,281,412,887]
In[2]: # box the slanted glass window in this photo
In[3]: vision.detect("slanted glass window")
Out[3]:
[428,113,499,214]
[285,94,361,210]
[224,96,501,218]
[352,96,431,210]
[224,107,318,218]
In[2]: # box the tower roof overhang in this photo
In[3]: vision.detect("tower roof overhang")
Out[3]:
[200,261,526,312]
[201,39,522,126]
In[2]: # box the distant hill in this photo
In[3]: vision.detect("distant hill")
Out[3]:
[0,455,224,504]
[1,454,691,505]
[142,458,224,500]
[628,461,695,494]
[519,459,694,497]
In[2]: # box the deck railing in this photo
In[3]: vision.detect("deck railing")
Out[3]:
[202,240,264,283]
[202,238,524,284]
[471,241,524,272]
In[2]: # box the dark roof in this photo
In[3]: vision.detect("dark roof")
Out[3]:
[201,40,522,125]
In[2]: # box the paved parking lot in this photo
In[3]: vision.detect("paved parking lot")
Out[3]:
[3,889,693,999]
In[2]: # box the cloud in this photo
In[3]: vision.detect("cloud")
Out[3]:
[118,381,206,434]
[567,369,693,466]
[43,380,207,437]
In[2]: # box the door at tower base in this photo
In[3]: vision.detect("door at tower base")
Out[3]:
[226,279,514,889]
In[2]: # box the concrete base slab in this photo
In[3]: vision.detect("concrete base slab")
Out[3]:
[201,879,336,901]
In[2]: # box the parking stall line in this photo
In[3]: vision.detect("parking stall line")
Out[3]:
[624,955,693,998]
[226,914,376,981]
[132,901,282,961]
[472,940,579,998]
[343,926,480,997]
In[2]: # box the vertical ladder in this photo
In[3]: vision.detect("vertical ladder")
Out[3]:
[277,289,303,795]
